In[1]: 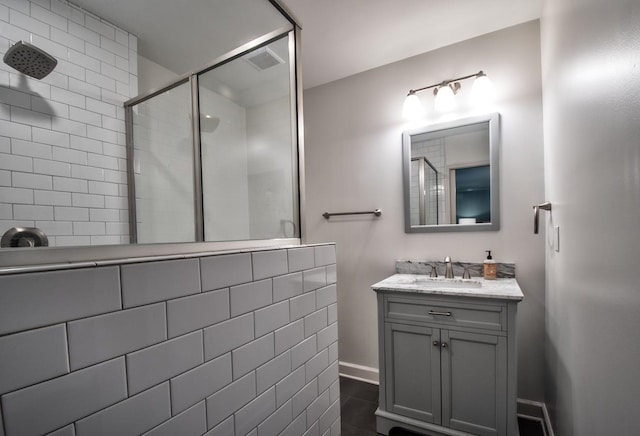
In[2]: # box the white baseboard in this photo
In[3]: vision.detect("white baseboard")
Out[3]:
[338,361,379,385]
[517,399,554,436]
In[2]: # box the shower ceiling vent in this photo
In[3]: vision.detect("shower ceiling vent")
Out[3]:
[244,47,285,71]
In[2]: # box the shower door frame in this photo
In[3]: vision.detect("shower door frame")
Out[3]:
[124,25,301,244]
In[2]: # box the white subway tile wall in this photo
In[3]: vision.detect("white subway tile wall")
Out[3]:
[0,0,136,246]
[410,138,447,225]
[0,244,340,436]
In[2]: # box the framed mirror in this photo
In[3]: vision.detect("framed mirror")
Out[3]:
[402,113,500,233]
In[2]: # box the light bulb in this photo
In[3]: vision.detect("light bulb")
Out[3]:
[434,85,456,112]
[470,73,495,106]
[402,91,425,120]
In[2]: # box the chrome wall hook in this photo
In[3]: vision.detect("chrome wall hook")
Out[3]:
[533,201,552,234]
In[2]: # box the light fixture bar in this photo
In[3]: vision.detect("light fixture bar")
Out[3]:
[408,70,485,95]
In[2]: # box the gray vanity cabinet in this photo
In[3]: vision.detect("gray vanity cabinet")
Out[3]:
[440,329,507,435]
[375,291,519,436]
[385,322,442,423]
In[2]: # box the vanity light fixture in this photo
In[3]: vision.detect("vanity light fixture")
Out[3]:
[402,70,494,119]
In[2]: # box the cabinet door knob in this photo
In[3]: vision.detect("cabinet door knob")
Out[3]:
[432,340,440,347]
[441,342,448,348]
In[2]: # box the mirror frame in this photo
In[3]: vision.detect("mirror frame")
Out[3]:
[402,112,500,233]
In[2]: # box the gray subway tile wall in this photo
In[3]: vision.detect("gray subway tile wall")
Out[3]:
[292,381,318,418]
[303,422,319,436]
[74,382,171,436]
[2,358,127,436]
[206,372,257,429]
[67,302,166,370]
[126,331,204,395]
[256,350,292,395]
[230,279,273,317]
[166,289,229,339]
[314,245,337,267]
[170,355,232,415]
[120,258,201,308]
[252,250,289,280]
[234,387,276,435]
[291,336,318,370]
[304,309,328,338]
[0,244,340,435]
[200,253,253,290]
[0,266,121,335]
[203,312,254,360]
[287,247,315,273]
[257,399,293,436]
[47,425,74,436]
[0,324,69,394]
[273,272,303,302]
[303,267,327,293]
[306,390,331,429]
[290,292,316,321]
[254,300,290,337]
[142,401,207,436]
[305,349,329,383]
[280,413,307,436]
[275,319,305,355]
[0,391,4,436]
[276,366,306,408]
[205,415,234,436]
[232,333,275,379]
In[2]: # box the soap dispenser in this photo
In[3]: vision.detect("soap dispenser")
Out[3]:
[483,250,497,280]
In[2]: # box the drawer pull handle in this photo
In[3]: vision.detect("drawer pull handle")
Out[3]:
[428,310,452,316]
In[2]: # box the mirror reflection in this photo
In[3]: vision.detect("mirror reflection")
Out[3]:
[403,113,500,233]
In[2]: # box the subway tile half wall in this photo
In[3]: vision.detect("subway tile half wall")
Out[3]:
[0,244,340,436]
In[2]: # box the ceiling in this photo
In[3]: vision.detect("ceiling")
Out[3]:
[71,0,542,90]
[283,0,542,88]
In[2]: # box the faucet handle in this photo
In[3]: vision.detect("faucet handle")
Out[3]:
[462,267,471,279]
[444,256,451,262]
[430,264,438,278]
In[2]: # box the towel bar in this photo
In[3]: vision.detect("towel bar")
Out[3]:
[322,209,382,219]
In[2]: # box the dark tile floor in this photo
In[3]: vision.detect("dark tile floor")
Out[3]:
[340,377,544,436]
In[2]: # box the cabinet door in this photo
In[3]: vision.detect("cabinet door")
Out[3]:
[385,322,441,423]
[440,330,507,436]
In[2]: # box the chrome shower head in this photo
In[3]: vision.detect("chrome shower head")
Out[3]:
[3,41,57,79]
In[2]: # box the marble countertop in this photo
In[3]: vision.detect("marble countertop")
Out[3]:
[372,273,524,301]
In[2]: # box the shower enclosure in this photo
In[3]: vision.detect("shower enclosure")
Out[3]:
[410,156,440,226]
[126,28,300,244]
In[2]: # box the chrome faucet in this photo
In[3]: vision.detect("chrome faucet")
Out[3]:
[444,256,454,278]
[430,263,438,278]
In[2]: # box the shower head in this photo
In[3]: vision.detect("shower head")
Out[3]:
[3,41,57,79]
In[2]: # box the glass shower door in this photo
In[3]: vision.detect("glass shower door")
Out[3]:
[126,30,299,245]
[198,34,297,241]
[130,82,196,243]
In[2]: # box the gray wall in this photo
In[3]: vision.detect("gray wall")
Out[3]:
[0,244,340,436]
[303,21,546,401]
[541,0,640,434]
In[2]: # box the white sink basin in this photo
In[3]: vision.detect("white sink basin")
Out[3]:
[411,276,482,288]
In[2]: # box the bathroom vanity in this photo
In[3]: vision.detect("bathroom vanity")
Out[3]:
[372,273,523,436]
